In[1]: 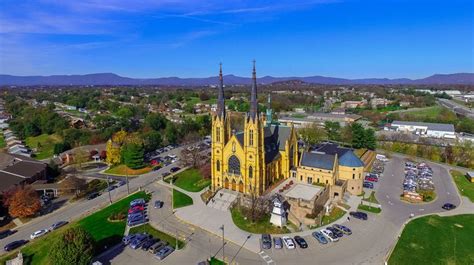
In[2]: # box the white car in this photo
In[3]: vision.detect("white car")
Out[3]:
[30,229,49,239]
[282,236,295,249]
[321,229,338,242]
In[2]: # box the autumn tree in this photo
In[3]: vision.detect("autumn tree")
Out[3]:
[74,148,89,169]
[50,227,94,265]
[199,162,211,179]
[8,185,42,218]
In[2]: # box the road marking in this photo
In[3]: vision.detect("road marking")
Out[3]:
[258,251,275,264]
[419,208,424,211]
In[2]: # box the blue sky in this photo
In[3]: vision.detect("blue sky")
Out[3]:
[0,0,472,78]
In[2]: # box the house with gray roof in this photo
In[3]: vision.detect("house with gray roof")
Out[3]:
[0,153,48,191]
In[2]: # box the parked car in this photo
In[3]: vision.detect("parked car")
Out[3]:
[442,203,456,210]
[0,230,14,240]
[128,212,144,220]
[350,211,368,220]
[130,234,151,249]
[122,234,137,245]
[261,234,272,249]
[273,237,283,249]
[149,240,168,254]
[130,198,145,207]
[333,224,352,235]
[155,246,175,260]
[128,218,146,227]
[326,227,343,238]
[128,206,145,214]
[321,229,338,242]
[170,167,181,173]
[154,200,164,209]
[141,238,158,251]
[293,236,308,248]
[363,181,374,189]
[30,229,49,239]
[162,172,171,178]
[4,240,28,251]
[117,180,126,187]
[282,236,295,249]
[312,231,328,244]
[50,221,68,231]
[365,176,378,182]
[87,192,100,200]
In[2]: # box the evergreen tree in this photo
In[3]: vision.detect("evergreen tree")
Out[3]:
[351,123,366,149]
[121,143,145,169]
[364,128,377,150]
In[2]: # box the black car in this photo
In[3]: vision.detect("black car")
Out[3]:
[4,240,28,251]
[87,192,100,200]
[141,238,158,251]
[0,230,14,240]
[350,211,368,220]
[162,172,170,178]
[261,234,272,249]
[326,227,343,238]
[50,221,69,230]
[442,203,456,210]
[293,236,308,248]
[170,167,181,173]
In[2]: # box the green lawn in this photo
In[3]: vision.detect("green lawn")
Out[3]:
[173,189,193,208]
[363,191,379,204]
[358,204,382,214]
[129,223,185,249]
[451,170,474,202]
[78,191,150,252]
[389,214,474,265]
[25,133,62,159]
[166,168,211,192]
[210,257,226,265]
[0,134,5,148]
[399,106,446,119]
[230,207,290,234]
[320,207,346,226]
[104,164,152,176]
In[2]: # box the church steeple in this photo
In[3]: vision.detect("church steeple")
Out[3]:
[249,60,258,120]
[217,63,225,118]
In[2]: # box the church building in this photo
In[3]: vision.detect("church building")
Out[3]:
[211,63,365,197]
[211,62,298,196]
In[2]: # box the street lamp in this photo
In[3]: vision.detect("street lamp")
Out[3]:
[220,225,225,262]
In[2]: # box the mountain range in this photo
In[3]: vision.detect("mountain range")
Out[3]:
[0,73,472,86]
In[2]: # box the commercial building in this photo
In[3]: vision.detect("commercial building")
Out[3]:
[0,153,48,192]
[385,121,456,139]
[278,113,361,128]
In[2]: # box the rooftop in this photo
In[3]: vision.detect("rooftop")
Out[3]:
[300,152,336,170]
[284,183,323,201]
[391,120,455,132]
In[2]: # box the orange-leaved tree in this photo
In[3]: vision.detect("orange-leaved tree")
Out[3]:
[8,185,42,218]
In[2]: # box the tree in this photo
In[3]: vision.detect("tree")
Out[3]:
[165,124,178,144]
[143,131,162,152]
[198,162,211,179]
[74,148,90,168]
[8,186,42,218]
[364,128,377,150]
[50,227,94,265]
[350,123,366,149]
[145,113,167,131]
[298,123,327,148]
[59,175,86,195]
[324,121,341,142]
[121,143,145,169]
[106,139,121,165]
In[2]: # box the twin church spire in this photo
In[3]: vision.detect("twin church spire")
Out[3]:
[216,61,259,120]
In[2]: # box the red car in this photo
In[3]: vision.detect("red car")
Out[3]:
[365,176,378,182]
[128,205,144,213]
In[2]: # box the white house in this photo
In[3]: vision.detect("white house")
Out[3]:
[386,121,456,139]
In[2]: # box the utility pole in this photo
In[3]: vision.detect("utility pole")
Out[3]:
[220,225,225,262]
[106,176,112,204]
[126,167,130,194]
[176,228,178,250]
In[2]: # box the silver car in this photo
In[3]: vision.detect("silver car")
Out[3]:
[155,246,174,260]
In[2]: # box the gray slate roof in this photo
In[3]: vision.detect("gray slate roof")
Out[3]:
[391,121,455,132]
[300,152,336,170]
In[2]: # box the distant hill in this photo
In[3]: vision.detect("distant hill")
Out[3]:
[0,72,472,86]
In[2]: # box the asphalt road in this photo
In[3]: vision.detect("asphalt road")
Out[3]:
[0,145,187,255]
[1,149,462,264]
[438,98,474,119]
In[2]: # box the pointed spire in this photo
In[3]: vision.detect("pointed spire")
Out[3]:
[249,60,258,119]
[217,63,225,118]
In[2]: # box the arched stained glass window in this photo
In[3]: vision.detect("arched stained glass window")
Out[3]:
[228,155,241,175]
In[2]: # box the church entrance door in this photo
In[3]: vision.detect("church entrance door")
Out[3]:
[224,179,229,189]
[231,179,236,191]
[238,181,244,193]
